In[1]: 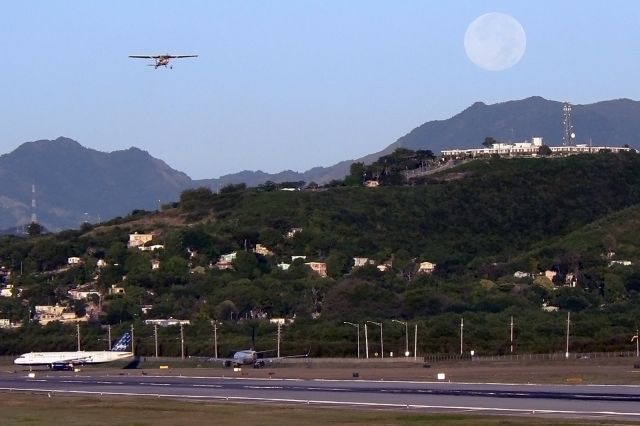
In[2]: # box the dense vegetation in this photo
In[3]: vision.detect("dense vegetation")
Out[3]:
[2,152,640,358]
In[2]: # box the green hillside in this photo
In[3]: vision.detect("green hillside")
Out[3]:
[2,153,640,358]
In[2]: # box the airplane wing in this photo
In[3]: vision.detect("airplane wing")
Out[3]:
[173,55,198,58]
[129,55,154,59]
[262,349,311,362]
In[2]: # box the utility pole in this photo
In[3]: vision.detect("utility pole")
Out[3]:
[510,316,514,354]
[364,323,369,359]
[213,321,218,359]
[76,323,81,351]
[154,324,159,358]
[565,312,571,360]
[108,324,111,350]
[414,323,418,361]
[131,324,135,357]
[277,322,281,358]
[180,322,185,359]
[460,317,464,356]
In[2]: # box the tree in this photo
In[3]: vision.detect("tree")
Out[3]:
[538,145,552,156]
[180,187,214,211]
[26,222,44,236]
[482,137,498,148]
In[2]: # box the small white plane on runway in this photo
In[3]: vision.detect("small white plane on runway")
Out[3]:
[14,332,133,370]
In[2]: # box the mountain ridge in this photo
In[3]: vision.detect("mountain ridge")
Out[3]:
[2,96,639,230]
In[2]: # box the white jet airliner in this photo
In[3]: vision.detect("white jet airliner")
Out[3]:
[14,332,133,370]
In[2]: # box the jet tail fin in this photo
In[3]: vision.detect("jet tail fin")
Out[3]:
[111,331,132,352]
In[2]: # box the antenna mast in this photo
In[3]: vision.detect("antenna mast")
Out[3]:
[31,183,37,224]
[562,102,575,146]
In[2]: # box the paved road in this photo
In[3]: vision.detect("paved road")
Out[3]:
[2,371,640,420]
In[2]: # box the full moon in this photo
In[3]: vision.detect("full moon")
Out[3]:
[464,12,526,71]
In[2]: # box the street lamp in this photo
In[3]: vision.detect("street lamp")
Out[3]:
[366,321,384,359]
[212,321,220,359]
[344,322,360,359]
[180,322,185,359]
[392,319,409,357]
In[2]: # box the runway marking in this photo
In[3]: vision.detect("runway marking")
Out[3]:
[2,386,640,419]
[107,373,640,391]
[192,384,222,388]
[243,386,284,389]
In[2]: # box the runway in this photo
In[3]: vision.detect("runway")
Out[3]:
[2,371,640,420]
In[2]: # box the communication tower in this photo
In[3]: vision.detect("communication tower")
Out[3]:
[31,183,37,224]
[562,102,575,146]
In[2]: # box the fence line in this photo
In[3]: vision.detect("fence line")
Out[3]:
[422,350,637,363]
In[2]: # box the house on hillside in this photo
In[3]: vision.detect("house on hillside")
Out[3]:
[128,232,154,248]
[254,244,274,256]
[0,285,14,298]
[219,252,237,263]
[109,284,125,295]
[67,256,82,265]
[609,260,632,267]
[68,288,100,301]
[305,262,327,278]
[286,228,303,239]
[34,305,87,325]
[418,261,436,274]
[144,318,190,327]
[353,257,375,268]
[277,263,290,271]
[139,244,165,252]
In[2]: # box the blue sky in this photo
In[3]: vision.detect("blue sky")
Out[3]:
[1,1,639,178]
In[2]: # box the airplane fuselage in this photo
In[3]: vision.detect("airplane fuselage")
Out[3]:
[14,350,133,366]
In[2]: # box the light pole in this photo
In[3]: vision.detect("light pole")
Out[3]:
[364,324,369,359]
[414,323,418,361]
[180,322,185,359]
[367,321,383,359]
[212,321,219,359]
[392,319,409,357]
[154,324,159,358]
[130,324,135,356]
[565,312,571,359]
[277,322,281,358]
[76,323,81,351]
[107,324,112,350]
[510,316,514,354]
[460,317,464,356]
[344,322,360,359]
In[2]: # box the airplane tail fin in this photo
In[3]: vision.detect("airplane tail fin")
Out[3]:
[111,331,132,352]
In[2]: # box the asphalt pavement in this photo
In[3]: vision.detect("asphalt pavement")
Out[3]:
[2,370,640,421]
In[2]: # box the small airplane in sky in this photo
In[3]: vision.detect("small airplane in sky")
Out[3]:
[14,332,133,370]
[128,54,198,69]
